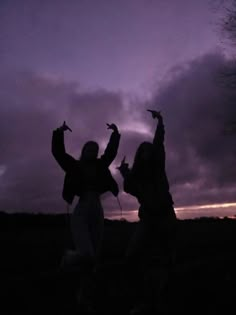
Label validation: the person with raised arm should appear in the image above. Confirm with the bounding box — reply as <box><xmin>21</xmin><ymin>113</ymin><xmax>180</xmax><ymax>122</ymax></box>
<box><xmin>52</xmin><ymin>120</ymin><xmax>120</xmax><ymax>312</ymax></box>
<box><xmin>117</xmin><ymin>110</ymin><xmax>177</xmax><ymax>314</ymax></box>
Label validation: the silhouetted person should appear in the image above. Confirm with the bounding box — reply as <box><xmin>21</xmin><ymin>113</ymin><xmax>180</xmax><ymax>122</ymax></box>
<box><xmin>117</xmin><ymin>110</ymin><xmax>177</xmax><ymax>314</ymax></box>
<box><xmin>51</xmin><ymin>121</ymin><xmax>120</xmax><ymax>312</ymax></box>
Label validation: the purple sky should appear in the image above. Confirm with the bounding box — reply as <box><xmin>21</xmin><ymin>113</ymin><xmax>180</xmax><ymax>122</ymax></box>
<box><xmin>1</xmin><ymin>0</ymin><xmax>227</xmax><ymax>95</ymax></box>
<box><xmin>1</xmin><ymin>0</ymin><xmax>236</xmax><ymax>219</ymax></box>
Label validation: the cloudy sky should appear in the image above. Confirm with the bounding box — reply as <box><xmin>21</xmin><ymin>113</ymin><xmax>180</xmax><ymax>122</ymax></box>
<box><xmin>1</xmin><ymin>0</ymin><xmax>236</xmax><ymax>219</ymax></box>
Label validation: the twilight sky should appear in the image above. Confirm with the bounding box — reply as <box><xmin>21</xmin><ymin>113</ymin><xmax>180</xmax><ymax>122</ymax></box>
<box><xmin>1</xmin><ymin>0</ymin><xmax>236</xmax><ymax>219</ymax></box>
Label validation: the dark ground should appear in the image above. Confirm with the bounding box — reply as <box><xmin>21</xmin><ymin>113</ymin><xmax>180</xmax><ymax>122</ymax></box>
<box><xmin>0</xmin><ymin>212</ymin><xmax>235</xmax><ymax>314</ymax></box>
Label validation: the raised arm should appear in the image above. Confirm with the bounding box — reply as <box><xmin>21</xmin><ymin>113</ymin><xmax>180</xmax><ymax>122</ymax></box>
<box><xmin>147</xmin><ymin>110</ymin><xmax>166</xmax><ymax>169</ymax></box>
<box><xmin>51</xmin><ymin>122</ymin><xmax>76</xmax><ymax>172</ymax></box>
<box><xmin>116</xmin><ymin>156</ymin><xmax>130</xmax><ymax>178</ymax></box>
<box><xmin>100</xmin><ymin>123</ymin><xmax>120</xmax><ymax>167</ymax></box>
<box><xmin>117</xmin><ymin>157</ymin><xmax>138</xmax><ymax>197</ymax></box>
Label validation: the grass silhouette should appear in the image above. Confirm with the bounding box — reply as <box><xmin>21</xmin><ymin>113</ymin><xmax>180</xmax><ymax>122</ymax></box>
<box><xmin>0</xmin><ymin>212</ymin><xmax>235</xmax><ymax>314</ymax></box>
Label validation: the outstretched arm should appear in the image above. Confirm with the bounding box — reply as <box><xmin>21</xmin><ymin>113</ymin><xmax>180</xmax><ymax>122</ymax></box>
<box><xmin>101</xmin><ymin>123</ymin><xmax>120</xmax><ymax>167</ymax></box>
<box><xmin>147</xmin><ymin>110</ymin><xmax>166</xmax><ymax>169</ymax></box>
<box><xmin>51</xmin><ymin>122</ymin><xmax>76</xmax><ymax>172</ymax></box>
<box><xmin>117</xmin><ymin>157</ymin><xmax>138</xmax><ymax>197</ymax></box>
<box><xmin>147</xmin><ymin>110</ymin><xmax>165</xmax><ymax>145</ymax></box>
<box><xmin>116</xmin><ymin>156</ymin><xmax>130</xmax><ymax>178</ymax></box>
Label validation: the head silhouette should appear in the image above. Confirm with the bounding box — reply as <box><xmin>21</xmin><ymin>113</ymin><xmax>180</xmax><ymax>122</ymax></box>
<box><xmin>135</xmin><ymin>142</ymin><xmax>153</xmax><ymax>163</ymax></box>
<box><xmin>80</xmin><ymin>141</ymin><xmax>99</xmax><ymax>161</ymax></box>
<box><xmin>132</xmin><ymin>141</ymin><xmax>154</xmax><ymax>174</ymax></box>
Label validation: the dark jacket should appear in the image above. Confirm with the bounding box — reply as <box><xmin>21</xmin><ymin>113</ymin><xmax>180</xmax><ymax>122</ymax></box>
<box><xmin>52</xmin><ymin>129</ymin><xmax>120</xmax><ymax>204</ymax></box>
<box><xmin>121</xmin><ymin>117</ymin><xmax>175</xmax><ymax>220</ymax></box>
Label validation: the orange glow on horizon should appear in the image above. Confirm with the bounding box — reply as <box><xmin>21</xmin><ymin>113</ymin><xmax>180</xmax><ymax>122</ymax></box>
<box><xmin>176</xmin><ymin>202</ymin><xmax>236</xmax><ymax>211</ymax></box>
<box><xmin>106</xmin><ymin>202</ymin><xmax>236</xmax><ymax>221</ymax></box>
<box><xmin>117</xmin><ymin>202</ymin><xmax>236</xmax><ymax>213</ymax></box>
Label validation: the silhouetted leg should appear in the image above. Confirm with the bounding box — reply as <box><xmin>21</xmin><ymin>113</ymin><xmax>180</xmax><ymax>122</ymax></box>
<box><xmin>69</xmin><ymin>198</ymin><xmax>95</xmax><ymax>311</ymax></box>
<box><xmin>143</xmin><ymin>216</ymin><xmax>178</xmax><ymax>312</ymax></box>
<box><xmin>71</xmin><ymin>200</ymin><xmax>95</xmax><ymax>258</ymax></box>
<box><xmin>126</xmin><ymin>220</ymin><xmax>149</xmax><ymax>259</ymax></box>
<box><xmin>125</xmin><ymin>221</ymin><xmax>151</xmax><ymax>313</ymax></box>
<box><xmin>71</xmin><ymin>193</ymin><xmax>104</xmax><ymax>312</ymax></box>
<box><xmin>83</xmin><ymin>194</ymin><xmax>104</xmax><ymax>309</ymax></box>
<box><xmin>88</xmin><ymin>196</ymin><xmax>104</xmax><ymax>265</ymax></box>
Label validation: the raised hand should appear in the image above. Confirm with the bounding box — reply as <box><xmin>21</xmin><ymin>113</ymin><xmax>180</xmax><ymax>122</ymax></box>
<box><xmin>116</xmin><ymin>156</ymin><xmax>129</xmax><ymax>173</ymax></box>
<box><xmin>147</xmin><ymin>109</ymin><xmax>162</xmax><ymax>119</ymax></box>
<box><xmin>106</xmin><ymin>123</ymin><xmax>118</xmax><ymax>133</ymax></box>
<box><xmin>59</xmin><ymin>121</ymin><xmax>72</xmax><ymax>132</ymax></box>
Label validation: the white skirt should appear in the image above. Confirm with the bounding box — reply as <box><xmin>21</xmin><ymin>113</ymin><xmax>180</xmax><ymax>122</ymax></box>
<box><xmin>70</xmin><ymin>192</ymin><xmax>104</xmax><ymax>261</ymax></box>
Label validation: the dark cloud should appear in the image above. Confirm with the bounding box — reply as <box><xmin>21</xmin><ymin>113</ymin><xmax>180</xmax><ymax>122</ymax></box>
<box><xmin>0</xmin><ymin>70</ymin><xmax>150</xmax><ymax>214</ymax></box>
<box><xmin>0</xmin><ymin>70</ymin><xmax>128</xmax><ymax>212</ymax></box>
<box><xmin>1</xmin><ymin>51</ymin><xmax>236</xmax><ymax>216</ymax></box>
<box><xmin>149</xmin><ymin>52</ymin><xmax>236</xmax><ymax>207</ymax></box>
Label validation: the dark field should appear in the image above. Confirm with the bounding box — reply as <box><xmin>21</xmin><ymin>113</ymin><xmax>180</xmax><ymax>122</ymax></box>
<box><xmin>0</xmin><ymin>212</ymin><xmax>235</xmax><ymax>314</ymax></box>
